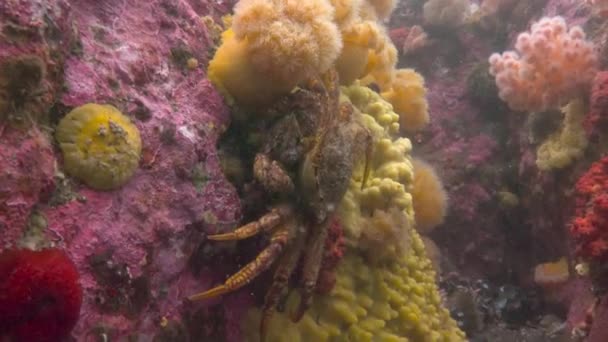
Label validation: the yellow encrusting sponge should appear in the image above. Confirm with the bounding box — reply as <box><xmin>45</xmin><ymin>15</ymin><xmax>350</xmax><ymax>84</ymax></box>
<box><xmin>55</xmin><ymin>103</ymin><xmax>142</xmax><ymax>191</ymax></box>
<box><xmin>536</xmin><ymin>98</ymin><xmax>588</xmax><ymax>171</ymax></box>
<box><xmin>339</xmin><ymin>84</ymin><xmax>414</xmax><ymax>249</ymax></box>
<box><xmin>244</xmin><ymin>240</ymin><xmax>465</xmax><ymax>341</ymax></box>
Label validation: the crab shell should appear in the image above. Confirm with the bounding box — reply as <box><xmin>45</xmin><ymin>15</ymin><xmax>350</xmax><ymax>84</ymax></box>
<box><xmin>299</xmin><ymin>105</ymin><xmax>361</xmax><ymax>224</ymax></box>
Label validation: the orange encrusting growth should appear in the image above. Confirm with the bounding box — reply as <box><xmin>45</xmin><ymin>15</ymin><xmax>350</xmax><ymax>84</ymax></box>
<box><xmin>534</xmin><ymin>257</ymin><xmax>570</xmax><ymax>286</ymax></box>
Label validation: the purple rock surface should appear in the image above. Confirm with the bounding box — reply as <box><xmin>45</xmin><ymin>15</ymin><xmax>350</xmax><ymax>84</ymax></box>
<box><xmin>1</xmin><ymin>0</ymin><xmax>251</xmax><ymax>339</ymax></box>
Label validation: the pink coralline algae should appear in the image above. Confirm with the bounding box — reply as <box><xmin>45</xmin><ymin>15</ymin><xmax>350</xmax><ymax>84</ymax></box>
<box><xmin>0</xmin><ymin>128</ymin><xmax>55</xmax><ymax>248</ymax></box>
<box><xmin>389</xmin><ymin>25</ymin><xmax>430</xmax><ymax>56</ymax></box>
<box><xmin>0</xmin><ymin>0</ymin><xmax>72</xmax><ymax>245</ymax></box>
<box><xmin>480</xmin><ymin>0</ymin><xmax>519</xmax><ymax>16</ymax></box>
<box><xmin>0</xmin><ymin>0</ymin><xmax>73</xmax><ymax>111</ymax></box>
<box><xmin>585</xmin><ymin>71</ymin><xmax>608</xmax><ymax>141</ymax></box>
<box><xmin>1</xmin><ymin>0</ymin><xmax>247</xmax><ymax>340</ymax></box>
<box><xmin>587</xmin><ymin>0</ymin><xmax>608</xmax><ymax>17</ymax></box>
<box><xmin>389</xmin><ymin>27</ymin><xmax>408</xmax><ymax>49</ymax></box>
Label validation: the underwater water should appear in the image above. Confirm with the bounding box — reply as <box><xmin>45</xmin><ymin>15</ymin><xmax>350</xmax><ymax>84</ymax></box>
<box><xmin>3</xmin><ymin>0</ymin><xmax>608</xmax><ymax>341</ymax></box>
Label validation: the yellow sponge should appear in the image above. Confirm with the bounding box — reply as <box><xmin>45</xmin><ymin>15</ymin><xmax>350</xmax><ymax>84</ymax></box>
<box><xmin>536</xmin><ymin>98</ymin><xmax>588</xmax><ymax>171</ymax></box>
<box><xmin>244</xmin><ymin>240</ymin><xmax>465</xmax><ymax>342</ymax></box>
<box><xmin>55</xmin><ymin>103</ymin><xmax>141</xmax><ymax>190</ymax></box>
<box><xmin>338</xmin><ymin>84</ymin><xmax>414</xmax><ymax>248</ymax></box>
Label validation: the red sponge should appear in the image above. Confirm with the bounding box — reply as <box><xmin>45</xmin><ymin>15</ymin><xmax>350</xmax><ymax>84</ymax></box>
<box><xmin>0</xmin><ymin>248</ymin><xmax>82</xmax><ymax>342</ymax></box>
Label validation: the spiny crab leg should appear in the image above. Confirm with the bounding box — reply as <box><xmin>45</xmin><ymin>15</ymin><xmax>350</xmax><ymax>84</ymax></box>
<box><xmin>292</xmin><ymin>219</ymin><xmax>330</xmax><ymax>322</ymax></box>
<box><xmin>260</xmin><ymin>221</ymin><xmax>305</xmax><ymax>339</ymax></box>
<box><xmin>207</xmin><ymin>205</ymin><xmax>292</xmax><ymax>241</ymax></box>
<box><xmin>189</xmin><ymin>221</ymin><xmax>296</xmax><ymax>302</ymax></box>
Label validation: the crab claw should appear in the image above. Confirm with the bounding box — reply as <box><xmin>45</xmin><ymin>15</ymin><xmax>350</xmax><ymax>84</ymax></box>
<box><xmin>291</xmin><ymin>304</ymin><xmax>308</xmax><ymax>323</ymax></box>
<box><xmin>290</xmin><ymin>287</ymin><xmax>315</xmax><ymax>323</ymax></box>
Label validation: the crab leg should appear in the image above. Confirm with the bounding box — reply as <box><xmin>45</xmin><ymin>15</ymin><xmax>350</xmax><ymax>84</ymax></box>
<box><xmin>253</xmin><ymin>154</ymin><xmax>295</xmax><ymax>195</ymax></box>
<box><xmin>291</xmin><ymin>219</ymin><xmax>329</xmax><ymax>322</ymax></box>
<box><xmin>189</xmin><ymin>221</ymin><xmax>296</xmax><ymax>302</ymax></box>
<box><xmin>207</xmin><ymin>205</ymin><xmax>292</xmax><ymax>241</ymax></box>
<box><xmin>260</xmin><ymin>221</ymin><xmax>305</xmax><ymax>339</ymax></box>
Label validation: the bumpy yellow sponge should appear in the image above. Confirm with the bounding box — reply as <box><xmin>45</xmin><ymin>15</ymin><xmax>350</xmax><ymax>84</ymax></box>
<box><xmin>381</xmin><ymin>69</ymin><xmax>429</xmax><ymax>133</ymax></box>
<box><xmin>55</xmin><ymin>103</ymin><xmax>141</xmax><ymax>191</ymax></box>
<box><xmin>339</xmin><ymin>83</ymin><xmax>414</xmax><ymax>248</ymax></box>
<box><xmin>244</xmin><ymin>240</ymin><xmax>464</xmax><ymax>341</ymax></box>
<box><xmin>241</xmin><ymin>84</ymin><xmax>465</xmax><ymax>341</ymax></box>
<box><xmin>536</xmin><ymin>98</ymin><xmax>588</xmax><ymax>170</ymax></box>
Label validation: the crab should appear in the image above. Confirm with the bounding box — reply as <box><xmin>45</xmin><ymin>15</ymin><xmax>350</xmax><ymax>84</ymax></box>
<box><xmin>188</xmin><ymin>69</ymin><xmax>373</xmax><ymax>337</ymax></box>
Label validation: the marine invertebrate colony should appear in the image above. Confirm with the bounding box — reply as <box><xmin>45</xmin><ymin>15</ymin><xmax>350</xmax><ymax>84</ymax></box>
<box><xmin>208</xmin><ymin>0</ymin><xmax>342</xmax><ymax>107</ymax></box>
<box><xmin>0</xmin><ymin>248</ymin><xmax>82</xmax><ymax>342</ymax></box>
<box><xmin>569</xmin><ymin>156</ymin><xmax>608</xmax><ymax>261</ymax></box>
<box><xmin>533</xmin><ymin>257</ymin><xmax>570</xmax><ymax>287</ymax></box>
<box><xmin>189</xmin><ymin>71</ymin><xmax>373</xmax><ymax>337</ymax></box>
<box><xmin>245</xmin><ymin>244</ymin><xmax>464</xmax><ymax>341</ymax></box>
<box><xmin>535</xmin><ymin>99</ymin><xmax>588</xmax><ymax>170</ymax></box>
<box><xmin>489</xmin><ymin>16</ymin><xmax>598</xmax><ymax>112</ymax></box>
<box><xmin>55</xmin><ymin>103</ymin><xmax>142</xmax><ymax>191</ymax></box>
<box><xmin>480</xmin><ymin>0</ymin><xmax>518</xmax><ymax>16</ymax></box>
<box><xmin>411</xmin><ymin>158</ymin><xmax>448</xmax><ymax>234</ymax></box>
<box><xmin>380</xmin><ymin>68</ymin><xmax>429</xmax><ymax>132</ymax></box>
<box><xmin>423</xmin><ymin>0</ymin><xmax>470</xmax><ymax>29</ymax></box>
<box><xmin>401</xmin><ymin>25</ymin><xmax>430</xmax><ymax>56</ymax></box>
<box><xmin>337</xmin><ymin>20</ymin><xmax>383</xmax><ymax>85</ymax></box>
